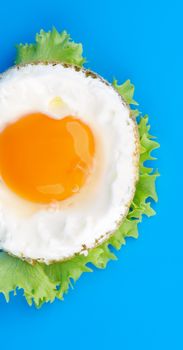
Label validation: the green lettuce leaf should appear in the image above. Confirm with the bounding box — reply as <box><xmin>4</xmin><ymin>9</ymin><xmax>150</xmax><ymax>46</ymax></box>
<box><xmin>113</xmin><ymin>79</ymin><xmax>138</xmax><ymax>106</ymax></box>
<box><xmin>15</xmin><ymin>27</ymin><xmax>85</xmax><ymax>67</ymax></box>
<box><xmin>0</xmin><ymin>28</ymin><xmax>159</xmax><ymax>307</ymax></box>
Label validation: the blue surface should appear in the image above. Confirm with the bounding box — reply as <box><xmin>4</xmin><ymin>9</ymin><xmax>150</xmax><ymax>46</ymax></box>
<box><xmin>0</xmin><ymin>1</ymin><xmax>182</xmax><ymax>349</ymax></box>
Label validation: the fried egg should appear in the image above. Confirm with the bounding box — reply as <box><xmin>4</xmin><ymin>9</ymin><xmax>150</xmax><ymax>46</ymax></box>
<box><xmin>0</xmin><ymin>63</ymin><xmax>139</xmax><ymax>263</ymax></box>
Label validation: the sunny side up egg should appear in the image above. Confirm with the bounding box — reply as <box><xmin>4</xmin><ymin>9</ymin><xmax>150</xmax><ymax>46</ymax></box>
<box><xmin>0</xmin><ymin>63</ymin><xmax>139</xmax><ymax>263</ymax></box>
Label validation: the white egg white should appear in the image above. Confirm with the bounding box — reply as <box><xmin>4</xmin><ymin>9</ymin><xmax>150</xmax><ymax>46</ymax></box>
<box><xmin>0</xmin><ymin>63</ymin><xmax>139</xmax><ymax>263</ymax></box>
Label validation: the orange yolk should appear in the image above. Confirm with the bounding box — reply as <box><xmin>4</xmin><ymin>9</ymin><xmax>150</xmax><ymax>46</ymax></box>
<box><xmin>0</xmin><ymin>113</ymin><xmax>95</xmax><ymax>204</ymax></box>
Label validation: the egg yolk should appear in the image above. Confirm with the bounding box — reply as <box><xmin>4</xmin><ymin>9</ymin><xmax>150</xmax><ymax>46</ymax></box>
<box><xmin>0</xmin><ymin>113</ymin><xmax>95</xmax><ymax>204</ymax></box>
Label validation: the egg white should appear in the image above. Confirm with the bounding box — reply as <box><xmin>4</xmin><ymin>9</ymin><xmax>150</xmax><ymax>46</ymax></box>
<box><xmin>0</xmin><ymin>63</ymin><xmax>139</xmax><ymax>263</ymax></box>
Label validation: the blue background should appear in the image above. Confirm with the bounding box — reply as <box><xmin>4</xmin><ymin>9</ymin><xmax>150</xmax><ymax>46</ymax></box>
<box><xmin>0</xmin><ymin>1</ymin><xmax>182</xmax><ymax>349</ymax></box>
